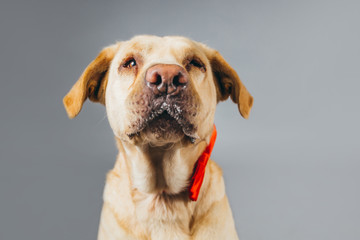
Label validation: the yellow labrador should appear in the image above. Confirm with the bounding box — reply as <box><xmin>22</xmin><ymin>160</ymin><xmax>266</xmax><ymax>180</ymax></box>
<box><xmin>63</xmin><ymin>35</ymin><xmax>253</xmax><ymax>240</ymax></box>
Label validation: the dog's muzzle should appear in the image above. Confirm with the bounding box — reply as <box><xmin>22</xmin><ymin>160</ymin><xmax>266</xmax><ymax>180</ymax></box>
<box><xmin>126</xmin><ymin>64</ymin><xmax>198</xmax><ymax>142</ymax></box>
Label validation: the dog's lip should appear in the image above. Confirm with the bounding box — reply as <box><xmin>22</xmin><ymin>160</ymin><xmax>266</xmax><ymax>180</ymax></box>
<box><xmin>127</xmin><ymin>102</ymin><xmax>199</xmax><ymax>143</ymax></box>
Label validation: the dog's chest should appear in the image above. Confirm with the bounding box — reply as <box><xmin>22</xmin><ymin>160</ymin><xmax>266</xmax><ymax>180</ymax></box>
<box><xmin>133</xmin><ymin>193</ymin><xmax>193</xmax><ymax>239</ymax></box>
<box><xmin>102</xmin><ymin>168</ymin><xmax>195</xmax><ymax>239</ymax></box>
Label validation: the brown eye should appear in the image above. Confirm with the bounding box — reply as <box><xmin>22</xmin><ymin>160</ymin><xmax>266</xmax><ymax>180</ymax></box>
<box><xmin>188</xmin><ymin>58</ymin><xmax>206</xmax><ymax>72</ymax></box>
<box><xmin>190</xmin><ymin>59</ymin><xmax>202</xmax><ymax>68</ymax></box>
<box><xmin>123</xmin><ymin>58</ymin><xmax>137</xmax><ymax>68</ymax></box>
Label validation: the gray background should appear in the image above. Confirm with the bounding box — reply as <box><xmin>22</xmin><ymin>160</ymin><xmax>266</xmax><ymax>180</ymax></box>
<box><xmin>1</xmin><ymin>0</ymin><xmax>359</xmax><ymax>239</ymax></box>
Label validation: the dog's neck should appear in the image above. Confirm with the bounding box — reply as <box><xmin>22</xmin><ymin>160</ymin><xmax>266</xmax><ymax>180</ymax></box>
<box><xmin>114</xmin><ymin>137</ymin><xmax>208</xmax><ymax>196</ymax></box>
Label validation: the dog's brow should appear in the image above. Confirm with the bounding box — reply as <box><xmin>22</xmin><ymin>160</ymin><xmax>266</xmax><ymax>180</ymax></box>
<box><xmin>129</xmin><ymin>42</ymin><xmax>144</xmax><ymax>51</ymax></box>
<box><xmin>127</xmin><ymin>41</ymin><xmax>157</xmax><ymax>55</ymax></box>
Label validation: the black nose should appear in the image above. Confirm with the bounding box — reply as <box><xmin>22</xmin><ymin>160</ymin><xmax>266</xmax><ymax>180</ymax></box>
<box><xmin>145</xmin><ymin>64</ymin><xmax>189</xmax><ymax>95</ymax></box>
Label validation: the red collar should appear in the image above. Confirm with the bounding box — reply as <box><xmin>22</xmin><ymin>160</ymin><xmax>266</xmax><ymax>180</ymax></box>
<box><xmin>189</xmin><ymin>125</ymin><xmax>217</xmax><ymax>201</ymax></box>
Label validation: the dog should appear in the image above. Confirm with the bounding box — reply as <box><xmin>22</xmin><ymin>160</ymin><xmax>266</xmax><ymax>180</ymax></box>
<box><xmin>63</xmin><ymin>35</ymin><xmax>253</xmax><ymax>240</ymax></box>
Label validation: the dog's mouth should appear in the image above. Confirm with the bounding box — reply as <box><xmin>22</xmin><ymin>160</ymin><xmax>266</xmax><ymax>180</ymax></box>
<box><xmin>127</xmin><ymin>101</ymin><xmax>198</xmax><ymax>143</ymax></box>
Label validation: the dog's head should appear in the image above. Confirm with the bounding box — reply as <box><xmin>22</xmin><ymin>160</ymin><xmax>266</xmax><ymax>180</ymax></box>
<box><xmin>63</xmin><ymin>35</ymin><xmax>253</xmax><ymax>145</ymax></box>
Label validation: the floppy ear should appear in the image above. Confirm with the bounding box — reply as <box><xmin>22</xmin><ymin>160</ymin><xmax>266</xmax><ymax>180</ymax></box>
<box><xmin>63</xmin><ymin>43</ymin><xmax>120</xmax><ymax>119</ymax></box>
<box><xmin>204</xmin><ymin>47</ymin><xmax>254</xmax><ymax>119</ymax></box>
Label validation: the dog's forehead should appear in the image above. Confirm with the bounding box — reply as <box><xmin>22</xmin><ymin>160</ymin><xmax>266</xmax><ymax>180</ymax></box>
<box><xmin>119</xmin><ymin>35</ymin><xmax>200</xmax><ymax>61</ymax></box>
<box><xmin>131</xmin><ymin>35</ymin><xmax>193</xmax><ymax>49</ymax></box>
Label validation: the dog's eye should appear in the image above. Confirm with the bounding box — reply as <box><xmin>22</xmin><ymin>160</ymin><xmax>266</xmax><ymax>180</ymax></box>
<box><xmin>123</xmin><ymin>58</ymin><xmax>137</xmax><ymax>68</ymax></box>
<box><xmin>188</xmin><ymin>59</ymin><xmax>206</xmax><ymax>72</ymax></box>
<box><xmin>190</xmin><ymin>59</ymin><xmax>202</xmax><ymax>68</ymax></box>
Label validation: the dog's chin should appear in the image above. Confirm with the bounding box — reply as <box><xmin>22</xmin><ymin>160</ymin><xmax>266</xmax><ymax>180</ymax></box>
<box><xmin>142</xmin><ymin>112</ymin><xmax>185</xmax><ymax>144</ymax></box>
<box><xmin>127</xmin><ymin>111</ymin><xmax>198</xmax><ymax>145</ymax></box>
<box><xmin>125</xmin><ymin>100</ymin><xmax>199</xmax><ymax>145</ymax></box>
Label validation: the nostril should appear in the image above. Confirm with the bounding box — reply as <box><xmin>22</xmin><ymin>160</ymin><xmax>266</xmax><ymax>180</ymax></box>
<box><xmin>154</xmin><ymin>74</ymin><xmax>162</xmax><ymax>86</ymax></box>
<box><xmin>173</xmin><ymin>75</ymin><xmax>180</xmax><ymax>87</ymax></box>
<box><xmin>173</xmin><ymin>72</ymin><xmax>188</xmax><ymax>87</ymax></box>
<box><xmin>146</xmin><ymin>70</ymin><xmax>163</xmax><ymax>86</ymax></box>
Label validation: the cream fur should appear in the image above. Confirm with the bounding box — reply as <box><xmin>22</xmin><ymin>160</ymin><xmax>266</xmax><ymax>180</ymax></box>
<box><xmin>63</xmin><ymin>35</ymin><xmax>253</xmax><ymax>240</ymax></box>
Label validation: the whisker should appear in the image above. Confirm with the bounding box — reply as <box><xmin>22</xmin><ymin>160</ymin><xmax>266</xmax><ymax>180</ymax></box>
<box><xmin>96</xmin><ymin>113</ymin><xmax>108</xmax><ymax>125</ymax></box>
